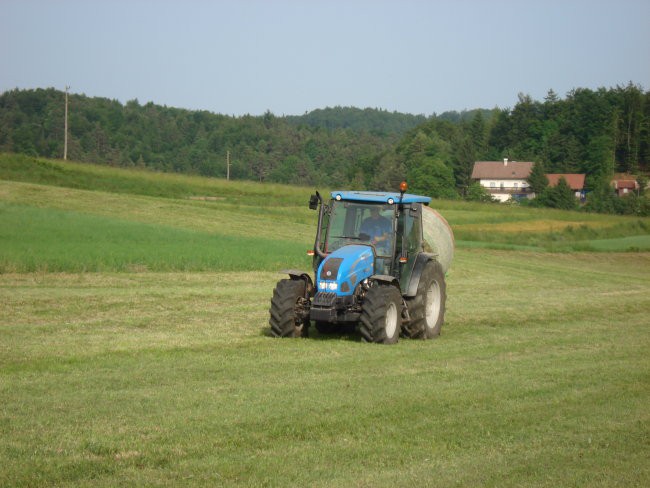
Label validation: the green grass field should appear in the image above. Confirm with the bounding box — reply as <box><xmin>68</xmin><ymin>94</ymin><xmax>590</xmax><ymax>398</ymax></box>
<box><xmin>1</xmin><ymin>154</ymin><xmax>649</xmax><ymax>486</ymax></box>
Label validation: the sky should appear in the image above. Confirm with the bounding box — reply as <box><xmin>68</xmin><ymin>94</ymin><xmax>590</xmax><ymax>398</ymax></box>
<box><xmin>1</xmin><ymin>0</ymin><xmax>649</xmax><ymax>116</ymax></box>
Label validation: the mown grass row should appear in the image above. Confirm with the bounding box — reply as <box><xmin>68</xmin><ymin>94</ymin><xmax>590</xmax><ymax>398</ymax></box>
<box><xmin>1</xmin><ymin>252</ymin><xmax>648</xmax><ymax>486</ymax></box>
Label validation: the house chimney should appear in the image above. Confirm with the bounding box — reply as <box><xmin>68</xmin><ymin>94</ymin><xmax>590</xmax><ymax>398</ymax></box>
<box><xmin>503</xmin><ymin>158</ymin><xmax>508</xmax><ymax>166</ymax></box>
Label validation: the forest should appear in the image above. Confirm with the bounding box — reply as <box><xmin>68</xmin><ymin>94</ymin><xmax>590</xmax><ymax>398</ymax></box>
<box><xmin>1</xmin><ymin>84</ymin><xmax>648</xmax><ymax>213</ymax></box>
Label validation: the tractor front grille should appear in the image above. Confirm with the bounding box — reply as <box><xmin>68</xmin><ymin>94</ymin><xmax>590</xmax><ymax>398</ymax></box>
<box><xmin>313</xmin><ymin>291</ymin><xmax>337</xmax><ymax>307</ymax></box>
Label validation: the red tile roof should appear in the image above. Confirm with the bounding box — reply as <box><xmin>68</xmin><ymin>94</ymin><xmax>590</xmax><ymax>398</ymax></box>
<box><xmin>613</xmin><ymin>179</ymin><xmax>638</xmax><ymax>190</ymax></box>
<box><xmin>546</xmin><ymin>174</ymin><xmax>585</xmax><ymax>190</ymax></box>
<box><xmin>612</xmin><ymin>174</ymin><xmax>640</xmax><ymax>189</ymax></box>
<box><xmin>471</xmin><ymin>161</ymin><xmax>534</xmax><ymax>180</ymax></box>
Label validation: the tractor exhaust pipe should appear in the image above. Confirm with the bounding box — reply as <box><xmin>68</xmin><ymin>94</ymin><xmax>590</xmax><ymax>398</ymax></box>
<box><xmin>309</xmin><ymin>191</ymin><xmax>328</xmax><ymax>259</ymax></box>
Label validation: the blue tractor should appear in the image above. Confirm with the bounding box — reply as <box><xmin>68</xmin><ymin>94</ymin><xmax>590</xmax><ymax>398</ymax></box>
<box><xmin>269</xmin><ymin>183</ymin><xmax>447</xmax><ymax>344</ymax></box>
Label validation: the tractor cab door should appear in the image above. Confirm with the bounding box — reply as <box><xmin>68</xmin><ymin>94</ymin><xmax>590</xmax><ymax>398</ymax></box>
<box><xmin>397</xmin><ymin>203</ymin><xmax>424</xmax><ymax>290</ymax></box>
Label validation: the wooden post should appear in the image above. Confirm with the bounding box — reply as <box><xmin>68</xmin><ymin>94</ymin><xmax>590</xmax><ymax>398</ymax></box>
<box><xmin>64</xmin><ymin>86</ymin><xmax>70</xmax><ymax>160</ymax></box>
<box><xmin>227</xmin><ymin>150</ymin><xmax>230</xmax><ymax>181</ymax></box>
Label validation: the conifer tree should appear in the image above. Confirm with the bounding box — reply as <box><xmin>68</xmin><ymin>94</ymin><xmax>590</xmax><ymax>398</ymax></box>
<box><xmin>548</xmin><ymin>177</ymin><xmax>576</xmax><ymax>210</ymax></box>
<box><xmin>527</xmin><ymin>161</ymin><xmax>548</xmax><ymax>195</ymax></box>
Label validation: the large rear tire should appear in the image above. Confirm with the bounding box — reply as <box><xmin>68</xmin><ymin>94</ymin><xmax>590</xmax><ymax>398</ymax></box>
<box><xmin>359</xmin><ymin>285</ymin><xmax>402</xmax><ymax>344</ymax></box>
<box><xmin>269</xmin><ymin>279</ymin><xmax>309</xmax><ymax>338</ymax></box>
<box><xmin>403</xmin><ymin>260</ymin><xmax>446</xmax><ymax>339</ymax></box>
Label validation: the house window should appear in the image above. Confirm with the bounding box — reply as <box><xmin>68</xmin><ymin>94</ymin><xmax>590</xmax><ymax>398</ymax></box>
<box><xmin>490</xmin><ymin>182</ymin><xmax>495</xmax><ymax>188</ymax></box>
<box><xmin>514</xmin><ymin>182</ymin><xmax>518</xmax><ymax>188</ymax></box>
<box><xmin>500</xmin><ymin>183</ymin><xmax>504</xmax><ymax>190</ymax></box>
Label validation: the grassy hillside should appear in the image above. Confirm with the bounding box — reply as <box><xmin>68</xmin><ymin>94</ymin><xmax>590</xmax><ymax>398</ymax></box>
<box><xmin>0</xmin><ymin>153</ymin><xmax>313</xmax><ymax>206</ymax></box>
<box><xmin>0</xmin><ymin>154</ymin><xmax>318</xmax><ymax>273</ymax></box>
<box><xmin>1</xmin><ymin>153</ymin><xmax>649</xmax><ymax>486</ymax></box>
<box><xmin>1</xmin><ymin>153</ymin><xmax>649</xmax><ymax>275</ymax></box>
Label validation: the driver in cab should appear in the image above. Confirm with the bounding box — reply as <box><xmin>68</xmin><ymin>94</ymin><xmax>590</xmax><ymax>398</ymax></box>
<box><xmin>360</xmin><ymin>207</ymin><xmax>391</xmax><ymax>251</ymax></box>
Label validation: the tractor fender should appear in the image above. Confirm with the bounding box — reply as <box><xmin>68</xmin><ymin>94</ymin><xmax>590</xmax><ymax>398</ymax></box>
<box><xmin>369</xmin><ymin>274</ymin><xmax>401</xmax><ymax>290</ymax></box>
<box><xmin>281</xmin><ymin>269</ymin><xmax>314</xmax><ymax>296</ymax></box>
<box><xmin>404</xmin><ymin>253</ymin><xmax>436</xmax><ymax>298</ymax></box>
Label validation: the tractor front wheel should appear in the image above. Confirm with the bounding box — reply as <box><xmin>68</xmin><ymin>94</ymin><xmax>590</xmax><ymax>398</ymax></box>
<box><xmin>269</xmin><ymin>279</ymin><xmax>309</xmax><ymax>338</ymax></box>
<box><xmin>359</xmin><ymin>284</ymin><xmax>402</xmax><ymax>344</ymax></box>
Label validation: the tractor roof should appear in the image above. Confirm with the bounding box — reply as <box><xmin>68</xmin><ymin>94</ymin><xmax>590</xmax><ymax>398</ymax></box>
<box><xmin>330</xmin><ymin>191</ymin><xmax>431</xmax><ymax>205</ymax></box>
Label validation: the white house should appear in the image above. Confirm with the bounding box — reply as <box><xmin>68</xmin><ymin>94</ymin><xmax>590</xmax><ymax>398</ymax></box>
<box><xmin>471</xmin><ymin>159</ymin><xmax>534</xmax><ymax>202</ymax></box>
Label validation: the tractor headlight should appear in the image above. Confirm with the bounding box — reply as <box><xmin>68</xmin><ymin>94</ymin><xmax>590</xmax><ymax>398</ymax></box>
<box><xmin>319</xmin><ymin>281</ymin><xmax>338</xmax><ymax>291</ymax></box>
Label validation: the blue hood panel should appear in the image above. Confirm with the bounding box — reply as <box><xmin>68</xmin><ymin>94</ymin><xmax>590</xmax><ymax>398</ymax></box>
<box><xmin>317</xmin><ymin>245</ymin><xmax>374</xmax><ymax>296</ymax></box>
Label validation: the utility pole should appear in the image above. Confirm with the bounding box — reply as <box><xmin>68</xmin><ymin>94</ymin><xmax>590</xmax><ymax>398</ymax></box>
<box><xmin>226</xmin><ymin>150</ymin><xmax>230</xmax><ymax>181</ymax></box>
<box><xmin>63</xmin><ymin>85</ymin><xmax>70</xmax><ymax>160</ymax></box>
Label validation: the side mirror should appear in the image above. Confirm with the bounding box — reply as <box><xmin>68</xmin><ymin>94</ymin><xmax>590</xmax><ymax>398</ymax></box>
<box><xmin>309</xmin><ymin>194</ymin><xmax>319</xmax><ymax>210</ymax></box>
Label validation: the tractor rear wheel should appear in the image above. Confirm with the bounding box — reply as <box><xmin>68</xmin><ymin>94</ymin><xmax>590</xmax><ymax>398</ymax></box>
<box><xmin>359</xmin><ymin>284</ymin><xmax>402</xmax><ymax>344</ymax></box>
<box><xmin>269</xmin><ymin>279</ymin><xmax>309</xmax><ymax>338</ymax></box>
<box><xmin>403</xmin><ymin>260</ymin><xmax>446</xmax><ymax>339</ymax></box>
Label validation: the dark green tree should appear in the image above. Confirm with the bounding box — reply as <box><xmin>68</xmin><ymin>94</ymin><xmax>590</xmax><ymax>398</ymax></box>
<box><xmin>510</xmin><ymin>93</ymin><xmax>543</xmax><ymax>158</ymax></box>
<box><xmin>370</xmin><ymin>152</ymin><xmax>407</xmax><ymax>191</ymax></box>
<box><xmin>614</xmin><ymin>82</ymin><xmax>644</xmax><ymax>173</ymax></box>
<box><xmin>465</xmin><ymin>181</ymin><xmax>494</xmax><ymax>202</ymax></box>
<box><xmin>527</xmin><ymin>161</ymin><xmax>549</xmax><ymax>195</ymax></box>
<box><xmin>400</xmin><ymin>130</ymin><xmax>457</xmax><ymax>199</ymax></box>
<box><xmin>585</xmin><ymin>134</ymin><xmax>615</xmax><ymax>179</ymax></box>
<box><xmin>408</xmin><ymin>157</ymin><xmax>457</xmax><ymax>199</ymax></box>
<box><xmin>539</xmin><ymin>177</ymin><xmax>576</xmax><ymax>210</ymax></box>
<box><xmin>584</xmin><ymin>177</ymin><xmax>619</xmax><ymax>214</ymax></box>
<box><xmin>487</xmin><ymin>108</ymin><xmax>512</xmax><ymax>156</ymax></box>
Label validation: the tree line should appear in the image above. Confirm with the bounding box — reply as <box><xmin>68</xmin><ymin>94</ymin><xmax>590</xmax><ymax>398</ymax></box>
<box><xmin>1</xmin><ymin>84</ymin><xmax>648</xmax><ymax>213</ymax></box>
<box><xmin>0</xmin><ymin>89</ymin><xmax>413</xmax><ymax>187</ymax></box>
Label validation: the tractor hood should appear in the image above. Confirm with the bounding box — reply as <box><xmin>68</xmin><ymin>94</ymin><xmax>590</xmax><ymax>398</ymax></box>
<box><xmin>316</xmin><ymin>245</ymin><xmax>374</xmax><ymax>296</ymax></box>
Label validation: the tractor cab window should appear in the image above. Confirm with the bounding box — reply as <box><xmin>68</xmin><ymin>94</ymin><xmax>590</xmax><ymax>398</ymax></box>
<box><xmin>325</xmin><ymin>201</ymin><xmax>395</xmax><ymax>257</ymax></box>
<box><xmin>402</xmin><ymin>205</ymin><xmax>422</xmax><ymax>254</ymax></box>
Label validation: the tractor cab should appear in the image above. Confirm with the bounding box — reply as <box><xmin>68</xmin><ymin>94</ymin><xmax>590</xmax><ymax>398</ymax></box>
<box><xmin>312</xmin><ymin>190</ymin><xmax>431</xmax><ymax>289</ymax></box>
<box><xmin>323</xmin><ymin>201</ymin><xmax>395</xmax><ymax>271</ymax></box>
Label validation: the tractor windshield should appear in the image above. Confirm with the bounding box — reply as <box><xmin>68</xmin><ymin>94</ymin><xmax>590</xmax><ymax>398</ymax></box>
<box><xmin>324</xmin><ymin>201</ymin><xmax>396</xmax><ymax>258</ymax></box>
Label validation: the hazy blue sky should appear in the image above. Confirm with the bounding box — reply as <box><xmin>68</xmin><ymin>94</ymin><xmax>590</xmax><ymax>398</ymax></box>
<box><xmin>2</xmin><ymin>0</ymin><xmax>648</xmax><ymax>116</ymax></box>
